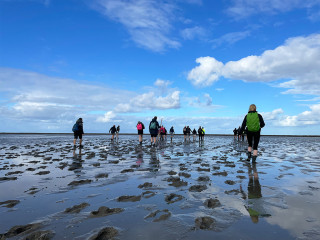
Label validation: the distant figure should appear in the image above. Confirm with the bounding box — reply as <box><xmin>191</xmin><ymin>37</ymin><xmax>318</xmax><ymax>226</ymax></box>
<box><xmin>109</xmin><ymin>125</ymin><xmax>117</xmax><ymax>141</ymax></box>
<box><xmin>170</xmin><ymin>126</ymin><xmax>175</xmax><ymax>141</ymax></box>
<box><xmin>136</xmin><ymin>121</ymin><xmax>145</xmax><ymax>144</ymax></box>
<box><xmin>116</xmin><ymin>125</ymin><xmax>120</xmax><ymax>140</ymax></box>
<box><xmin>160</xmin><ymin>125</ymin><xmax>165</xmax><ymax>141</ymax></box>
<box><xmin>240</xmin><ymin>104</ymin><xmax>265</xmax><ymax>162</ymax></box>
<box><xmin>72</xmin><ymin>118</ymin><xmax>84</xmax><ymax>149</ymax></box>
<box><xmin>149</xmin><ymin>116</ymin><xmax>160</xmax><ymax>146</ymax></box>
<box><xmin>183</xmin><ymin>126</ymin><xmax>187</xmax><ymax>141</ymax></box>
<box><xmin>201</xmin><ymin>127</ymin><xmax>205</xmax><ymax>141</ymax></box>
<box><xmin>192</xmin><ymin>128</ymin><xmax>197</xmax><ymax>141</ymax></box>
<box><xmin>237</xmin><ymin>126</ymin><xmax>242</xmax><ymax>141</ymax></box>
<box><xmin>233</xmin><ymin>128</ymin><xmax>238</xmax><ymax>139</ymax></box>
<box><xmin>186</xmin><ymin>126</ymin><xmax>191</xmax><ymax>142</ymax></box>
<box><xmin>198</xmin><ymin>126</ymin><xmax>203</xmax><ymax>141</ymax></box>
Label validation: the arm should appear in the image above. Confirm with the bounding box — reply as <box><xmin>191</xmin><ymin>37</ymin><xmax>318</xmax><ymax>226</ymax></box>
<box><xmin>259</xmin><ymin>114</ymin><xmax>265</xmax><ymax>128</ymax></box>
<box><xmin>239</xmin><ymin>115</ymin><xmax>247</xmax><ymax>133</ymax></box>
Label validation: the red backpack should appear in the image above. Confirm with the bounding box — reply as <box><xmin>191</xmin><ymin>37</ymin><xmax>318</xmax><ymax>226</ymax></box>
<box><xmin>137</xmin><ymin>123</ymin><xmax>143</xmax><ymax>130</ymax></box>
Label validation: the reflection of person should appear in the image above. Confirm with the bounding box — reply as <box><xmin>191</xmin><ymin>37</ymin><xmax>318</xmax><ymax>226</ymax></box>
<box><xmin>240</xmin><ymin>163</ymin><xmax>270</xmax><ymax>223</ymax></box>
<box><xmin>71</xmin><ymin>147</ymin><xmax>83</xmax><ymax>172</ymax></box>
<box><xmin>109</xmin><ymin>125</ymin><xmax>117</xmax><ymax>141</ymax></box>
<box><xmin>73</xmin><ymin>118</ymin><xmax>84</xmax><ymax>149</ymax></box>
<box><xmin>240</xmin><ymin>104</ymin><xmax>265</xmax><ymax>162</ymax></box>
<box><xmin>192</xmin><ymin>128</ymin><xmax>197</xmax><ymax>141</ymax></box>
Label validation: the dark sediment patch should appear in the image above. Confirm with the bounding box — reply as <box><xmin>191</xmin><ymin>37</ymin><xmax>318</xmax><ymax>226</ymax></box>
<box><xmin>89</xmin><ymin>227</ymin><xmax>118</xmax><ymax>240</ymax></box>
<box><xmin>121</xmin><ymin>169</ymin><xmax>134</xmax><ymax>173</ymax></box>
<box><xmin>195</xmin><ymin>216</ymin><xmax>216</xmax><ymax>230</ymax></box>
<box><xmin>236</xmin><ymin>175</ymin><xmax>246</xmax><ymax>179</ymax></box>
<box><xmin>0</xmin><ymin>200</ymin><xmax>20</xmax><ymax>208</ymax></box>
<box><xmin>145</xmin><ymin>209</ymin><xmax>171</xmax><ymax>222</ymax></box>
<box><xmin>212</xmin><ymin>171</ymin><xmax>228</xmax><ymax>176</ymax></box>
<box><xmin>95</xmin><ymin>173</ymin><xmax>108</xmax><ymax>179</ymax></box>
<box><xmin>142</xmin><ymin>191</ymin><xmax>156</xmax><ymax>199</ymax></box>
<box><xmin>90</xmin><ymin>206</ymin><xmax>124</xmax><ymax>217</ymax></box>
<box><xmin>166</xmin><ymin>176</ymin><xmax>188</xmax><ymax>187</ymax></box>
<box><xmin>197</xmin><ymin>167</ymin><xmax>210</xmax><ymax>172</ymax></box>
<box><xmin>117</xmin><ymin>195</ymin><xmax>141</xmax><ymax>202</ymax></box>
<box><xmin>26</xmin><ymin>168</ymin><xmax>36</xmax><ymax>171</ymax></box>
<box><xmin>64</xmin><ymin>202</ymin><xmax>90</xmax><ymax>213</ymax></box>
<box><xmin>224</xmin><ymin>189</ymin><xmax>241</xmax><ymax>195</ymax></box>
<box><xmin>197</xmin><ymin>176</ymin><xmax>210</xmax><ymax>182</ymax></box>
<box><xmin>225</xmin><ymin>180</ymin><xmax>236</xmax><ymax>185</ymax></box>
<box><xmin>1</xmin><ymin>223</ymin><xmax>42</xmax><ymax>238</ymax></box>
<box><xmin>68</xmin><ymin>179</ymin><xmax>92</xmax><ymax>186</ymax></box>
<box><xmin>35</xmin><ymin>171</ymin><xmax>50</xmax><ymax>175</ymax></box>
<box><xmin>189</xmin><ymin>185</ymin><xmax>207</xmax><ymax>192</ymax></box>
<box><xmin>179</xmin><ymin>172</ymin><xmax>191</xmax><ymax>178</ymax></box>
<box><xmin>204</xmin><ymin>198</ymin><xmax>221</xmax><ymax>209</ymax></box>
<box><xmin>165</xmin><ymin>193</ymin><xmax>184</xmax><ymax>204</ymax></box>
<box><xmin>138</xmin><ymin>182</ymin><xmax>153</xmax><ymax>189</ymax></box>
<box><xmin>0</xmin><ymin>176</ymin><xmax>17</xmax><ymax>181</ymax></box>
<box><xmin>23</xmin><ymin>230</ymin><xmax>55</xmax><ymax>240</ymax></box>
<box><xmin>168</xmin><ymin>170</ymin><xmax>177</xmax><ymax>175</ymax></box>
<box><xmin>5</xmin><ymin>171</ymin><xmax>24</xmax><ymax>176</ymax></box>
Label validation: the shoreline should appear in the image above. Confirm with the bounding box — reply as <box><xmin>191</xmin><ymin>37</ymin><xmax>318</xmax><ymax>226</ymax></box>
<box><xmin>0</xmin><ymin>132</ymin><xmax>319</xmax><ymax>137</ymax></box>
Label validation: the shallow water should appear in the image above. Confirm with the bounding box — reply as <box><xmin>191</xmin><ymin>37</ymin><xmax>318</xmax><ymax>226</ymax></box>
<box><xmin>0</xmin><ymin>134</ymin><xmax>320</xmax><ymax>239</ymax></box>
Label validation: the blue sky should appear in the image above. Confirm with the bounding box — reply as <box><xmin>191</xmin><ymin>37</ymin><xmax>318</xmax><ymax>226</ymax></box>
<box><xmin>1</xmin><ymin>0</ymin><xmax>320</xmax><ymax>135</ymax></box>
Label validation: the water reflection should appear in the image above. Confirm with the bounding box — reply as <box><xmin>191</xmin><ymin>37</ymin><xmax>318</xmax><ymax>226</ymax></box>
<box><xmin>240</xmin><ymin>163</ymin><xmax>271</xmax><ymax>223</ymax></box>
<box><xmin>149</xmin><ymin>149</ymin><xmax>160</xmax><ymax>172</ymax></box>
<box><xmin>70</xmin><ymin>148</ymin><xmax>83</xmax><ymax>172</ymax></box>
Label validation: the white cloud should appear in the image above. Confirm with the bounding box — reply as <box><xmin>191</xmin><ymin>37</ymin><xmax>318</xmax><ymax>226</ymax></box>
<box><xmin>188</xmin><ymin>56</ymin><xmax>224</xmax><ymax>87</ymax></box>
<box><xmin>92</xmin><ymin>0</ymin><xmax>180</xmax><ymax>52</ymax></box>
<box><xmin>181</xmin><ymin>26</ymin><xmax>207</xmax><ymax>40</ymax></box>
<box><xmin>115</xmin><ymin>90</ymin><xmax>180</xmax><ymax>113</ymax></box>
<box><xmin>261</xmin><ymin>104</ymin><xmax>320</xmax><ymax>127</ymax></box>
<box><xmin>188</xmin><ymin>34</ymin><xmax>320</xmax><ymax>96</ymax></box>
<box><xmin>203</xmin><ymin>93</ymin><xmax>212</xmax><ymax>106</ymax></box>
<box><xmin>227</xmin><ymin>0</ymin><xmax>320</xmax><ymax>19</ymax></box>
<box><xmin>97</xmin><ymin>111</ymin><xmax>117</xmax><ymax>123</ymax></box>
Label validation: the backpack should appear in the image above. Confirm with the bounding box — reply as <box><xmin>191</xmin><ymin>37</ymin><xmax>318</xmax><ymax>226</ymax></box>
<box><xmin>137</xmin><ymin>123</ymin><xmax>143</xmax><ymax>130</ymax></box>
<box><xmin>246</xmin><ymin>112</ymin><xmax>260</xmax><ymax>132</ymax></box>
<box><xmin>150</xmin><ymin>121</ymin><xmax>157</xmax><ymax>130</ymax></box>
<box><xmin>72</xmin><ymin>123</ymin><xmax>79</xmax><ymax>132</ymax></box>
<box><xmin>160</xmin><ymin>127</ymin><xmax>165</xmax><ymax>133</ymax></box>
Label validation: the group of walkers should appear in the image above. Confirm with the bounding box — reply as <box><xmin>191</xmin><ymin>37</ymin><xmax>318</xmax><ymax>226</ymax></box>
<box><xmin>72</xmin><ymin>104</ymin><xmax>265</xmax><ymax>162</ymax></box>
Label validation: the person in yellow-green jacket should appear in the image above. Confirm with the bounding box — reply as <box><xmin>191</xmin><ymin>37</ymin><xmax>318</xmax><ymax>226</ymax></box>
<box><xmin>240</xmin><ymin>104</ymin><xmax>265</xmax><ymax>162</ymax></box>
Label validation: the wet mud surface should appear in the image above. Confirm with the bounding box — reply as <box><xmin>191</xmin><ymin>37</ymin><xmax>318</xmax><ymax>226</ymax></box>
<box><xmin>0</xmin><ymin>134</ymin><xmax>320</xmax><ymax>239</ymax></box>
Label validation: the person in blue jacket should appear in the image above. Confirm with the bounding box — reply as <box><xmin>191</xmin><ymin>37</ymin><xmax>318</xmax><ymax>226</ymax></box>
<box><xmin>149</xmin><ymin>116</ymin><xmax>160</xmax><ymax>146</ymax></box>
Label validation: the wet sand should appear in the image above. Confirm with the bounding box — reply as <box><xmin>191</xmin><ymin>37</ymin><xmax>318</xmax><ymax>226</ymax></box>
<box><xmin>0</xmin><ymin>134</ymin><xmax>320</xmax><ymax>239</ymax></box>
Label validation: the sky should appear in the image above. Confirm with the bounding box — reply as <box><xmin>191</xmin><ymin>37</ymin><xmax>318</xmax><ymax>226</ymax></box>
<box><xmin>0</xmin><ymin>0</ymin><xmax>320</xmax><ymax>135</ymax></box>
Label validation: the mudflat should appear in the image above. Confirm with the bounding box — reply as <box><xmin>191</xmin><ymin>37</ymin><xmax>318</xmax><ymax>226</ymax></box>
<box><xmin>0</xmin><ymin>134</ymin><xmax>320</xmax><ymax>239</ymax></box>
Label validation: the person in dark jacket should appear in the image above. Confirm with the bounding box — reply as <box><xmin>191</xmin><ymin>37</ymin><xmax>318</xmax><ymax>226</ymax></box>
<box><xmin>73</xmin><ymin>118</ymin><xmax>84</xmax><ymax>149</ymax></box>
<box><xmin>109</xmin><ymin>125</ymin><xmax>117</xmax><ymax>141</ymax></box>
<box><xmin>149</xmin><ymin>116</ymin><xmax>160</xmax><ymax>146</ymax></box>
<box><xmin>240</xmin><ymin>104</ymin><xmax>265</xmax><ymax>162</ymax></box>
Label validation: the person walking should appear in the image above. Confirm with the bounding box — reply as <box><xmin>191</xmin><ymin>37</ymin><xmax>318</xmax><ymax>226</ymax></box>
<box><xmin>198</xmin><ymin>126</ymin><xmax>203</xmax><ymax>141</ymax></box>
<box><xmin>136</xmin><ymin>121</ymin><xmax>145</xmax><ymax>144</ymax></box>
<box><xmin>109</xmin><ymin>125</ymin><xmax>117</xmax><ymax>141</ymax></box>
<box><xmin>192</xmin><ymin>128</ymin><xmax>197</xmax><ymax>141</ymax></box>
<box><xmin>240</xmin><ymin>104</ymin><xmax>265</xmax><ymax>162</ymax></box>
<box><xmin>149</xmin><ymin>116</ymin><xmax>160</xmax><ymax>146</ymax></box>
<box><xmin>169</xmin><ymin>126</ymin><xmax>175</xmax><ymax>141</ymax></box>
<box><xmin>72</xmin><ymin>118</ymin><xmax>84</xmax><ymax>149</ymax></box>
<box><xmin>233</xmin><ymin>128</ymin><xmax>238</xmax><ymax>140</ymax></box>
<box><xmin>116</xmin><ymin>125</ymin><xmax>120</xmax><ymax>140</ymax></box>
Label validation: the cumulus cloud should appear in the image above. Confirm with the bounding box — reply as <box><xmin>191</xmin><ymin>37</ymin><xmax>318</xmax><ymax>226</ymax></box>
<box><xmin>115</xmin><ymin>90</ymin><xmax>180</xmax><ymax>113</ymax></box>
<box><xmin>92</xmin><ymin>0</ymin><xmax>180</xmax><ymax>52</ymax></box>
<box><xmin>97</xmin><ymin>111</ymin><xmax>117</xmax><ymax>123</ymax></box>
<box><xmin>227</xmin><ymin>0</ymin><xmax>320</xmax><ymax>19</ymax></box>
<box><xmin>260</xmin><ymin>104</ymin><xmax>320</xmax><ymax>127</ymax></box>
<box><xmin>188</xmin><ymin>34</ymin><xmax>320</xmax><ymax>96</ymax></box>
